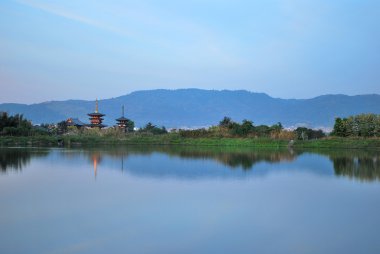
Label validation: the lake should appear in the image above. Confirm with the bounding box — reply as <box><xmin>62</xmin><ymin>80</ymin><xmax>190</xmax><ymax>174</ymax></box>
<box><xmin>1</xmin><ymin>146</ymin><xmax>380</xmax><ymax>254</ymax></box>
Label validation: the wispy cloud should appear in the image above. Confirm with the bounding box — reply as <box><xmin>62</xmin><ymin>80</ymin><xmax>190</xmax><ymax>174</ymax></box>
<box><xmin>15</xmin><ymin>0</ymin><xmax>133</xmax><ymax>37</ymax></box>
<box><xmin>14</xmin><ymin>0</ymin><xmax>243</xmax><ymax>67</ymax></box>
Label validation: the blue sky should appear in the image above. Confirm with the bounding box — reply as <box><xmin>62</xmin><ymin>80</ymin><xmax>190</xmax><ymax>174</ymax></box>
<box><xmin>0</xmin><ymin>0</ymin><xmax>379</xmax><ymax>103</ymax></box>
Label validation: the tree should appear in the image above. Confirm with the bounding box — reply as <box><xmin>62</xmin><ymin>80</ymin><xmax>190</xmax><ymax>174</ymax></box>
<box><xmin>295</xmin><ymin>127</ymin><xmax>309</xmax><ymax>140</ymax></box>
<box><xmin>57</xmin><ymin>121</ymin><xmax>68</xmax><ymax>135</ymax></box>
<box><xmin>332</xmin><ymin>117</ymin><xmax>347</xmax><ymax>137</ymax></box>
<box><xmin>332</xmin><ymin>114</ymin><xmax>380</xmax><ymax>137</ymax></box>
<box><xmin>254</xmin><ymin>125</ymin><xmax>271</xmax><ymax>137</ymax></box>
<box><xmin>123</xmin><ymin>119</ymin><xmax>135</xmax><ymax>132</ymax></box>
<box><xmin>140</xmin><ymin>122</ymin><xmax>168</xmax><ymax>135</ymax></box>
<box><xmin>143</xmin><ymin>122</ymin><xmax>155</xmax><ymax>132</ymax></box>
<box><xmin>270</xmin><ymin>122</ymin><xmax>283</xmax><ymax>137</ymax></box>
<box><xmin>294</xmin><ymin>127</ymin><xmax>325</xmax><ymax>140</ymax></box>
<box><xmin>0</xmin><ymin>112</ymin><xmax>34</xmax><ymax>136</ymax></box>
<box><xmin>240</xmin><ymin>119</ymin><xmax>254</xmax><ymax>135</ymax></box>
<box><xmin>219</xmin><ymin>117</ymin><xmax>234</xmax><ymax>128</ymax></box>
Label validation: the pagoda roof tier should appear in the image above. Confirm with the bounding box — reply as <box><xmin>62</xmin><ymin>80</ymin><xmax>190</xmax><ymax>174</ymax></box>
<box><xmin>116</xmin><ymin>117</ymin><xmax>129</xmax><ymax>121</ymax></box>
<box><xmin>88</xmin><ymin>112</ymin><xmax>105</xmax><ymax>117</ymax></box>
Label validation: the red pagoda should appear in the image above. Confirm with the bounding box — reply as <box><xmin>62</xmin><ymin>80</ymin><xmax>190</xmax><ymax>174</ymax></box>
<box><xmin>116</xmin><ymin>105</ymin><xmax>128</xmax><ymax>131</ymax></box>
<box><xmin>88</xmin><ymin>99</ymin><xmax>106</xmax><ymax>128</ymax></box>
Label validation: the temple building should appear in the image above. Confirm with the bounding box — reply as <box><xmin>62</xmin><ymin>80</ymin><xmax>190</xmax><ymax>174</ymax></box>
<box><xmin>116</xmin><ymin>105</ymin><xmax>128</xmax><ymax>131</ymax></box>
<box><xmin>66</xmin><ymin>118</ymin><xmax>86</xmax><ymax>128</ymax></box>
<box><xmin>88</xmin><ymin>99</ymin><xmax>106</xmax><ymax>128</ymax></box>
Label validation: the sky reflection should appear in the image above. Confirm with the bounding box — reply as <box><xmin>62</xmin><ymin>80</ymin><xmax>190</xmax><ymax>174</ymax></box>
<box><xmin>1</xmin><ymin>146</ymin><xmax>380</xmax><ymax>254</ymax></box>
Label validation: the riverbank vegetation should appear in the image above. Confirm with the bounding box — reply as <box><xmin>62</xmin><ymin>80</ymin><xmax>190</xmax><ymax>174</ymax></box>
<box><xmin>332</xmin><ymin>114</ymin><xmax>380</xmax><ymax>137</ymax></box>
<box><xmin>1</xmin><ymin>133</ymin><xmax>380</xmax><ymax>150</ymax></box>
<box><xmin>1</xmin><ymin>112</ymin><xmax>379</xmax><ymax>149</ymax></box>
<box><xmin>0</xmin><ymin>112</ymin><xmax>48</xmax><ymax>136</ymax></box>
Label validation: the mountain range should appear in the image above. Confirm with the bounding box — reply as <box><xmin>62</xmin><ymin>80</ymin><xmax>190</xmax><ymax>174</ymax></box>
<box><xmin>1</xmin><ymin>89</ymin><xmax>380</xmax><ymax>129</ymax></box>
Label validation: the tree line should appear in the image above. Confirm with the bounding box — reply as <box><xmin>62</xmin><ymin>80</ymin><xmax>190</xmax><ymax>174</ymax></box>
<box><xmin>332</xmin><ymin>114</ymin><xmax>380</xmax><ymax>137</ymax></box>
<box><xmin>0</xmin><ymin>112</ymin><xmax>47</xmax><ymax>136</ymax></box>
<box><xmin>178</xmin><ymin>116</ymin><xmax>325</xmax><ymax>140</ymax></box>
<box><xmin>2</xmin><ymin>111</ymin><xmax>379</xmax><ymax>139</ymax></box>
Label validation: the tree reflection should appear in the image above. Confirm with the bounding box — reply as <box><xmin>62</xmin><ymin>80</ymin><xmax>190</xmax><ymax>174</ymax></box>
<box><xmin>0</xmin><ymin>148</ymin><xmax>49</xmax><ymax>173</ymax></box>
<box><xmin>309</xmin><ymin>149</ymin><xmax>380</xmax><ymax>182</ymax></box>
<box><xmin>173</xmin><ymin>149</ymin><xmax>297</xmax><ymax>170</ymax></box>
<box><xmin>331</xmin><ymin>153</ymin><xmax>380</xmax><ymax>182</ymax></box>
<box><xmin>78</xmin><ymin>145</ymin><xmax>298</xmax><ymax>171</ymax></box>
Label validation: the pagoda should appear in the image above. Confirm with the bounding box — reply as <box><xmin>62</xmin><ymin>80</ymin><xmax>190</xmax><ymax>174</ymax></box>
<box><xmin>88</xmin><ymin>99</ymin><xmax>106</xmax><ymax>128</ymax></box>
<box><xmin>116</xmin><ymin>105</ymin><xmax>128</xmax><ymax>131</ymax></box>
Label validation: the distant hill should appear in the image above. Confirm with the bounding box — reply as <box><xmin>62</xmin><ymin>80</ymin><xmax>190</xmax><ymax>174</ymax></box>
<box><xmin>1</xmin><ymin>89</ymin><xmax>380</xmax><ymax>129</ymax></box>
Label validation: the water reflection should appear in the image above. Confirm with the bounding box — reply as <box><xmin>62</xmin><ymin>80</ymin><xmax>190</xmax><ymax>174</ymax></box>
<box><xmin>1</xmin><ymin>146</ymin><xmax>380</xmax><ymax>181</ymax></box>
<box><xmin>326</xmin><ymin>150</ymin><xmax>380</xmax><ymax>182</ymax></box>
<box><xmin>2</xmin><ymin>146</ymin><xmax>380</xmax><ymax>254</ymax></box>
<box><xmin>0</xmin><ymin>148</ymin><xmax>49</xmax><ymax>173</ymax></box>
<box><xmin>90</xmin><ymin>152</ymin><xmax>102</xmax><ymax>178</ymax></box>
<box><xmin>74</xmin><ymin>147</ymin><xmax>297</xmax><ymax>179</ymax></box>
<box><xmin>170</xmin><ymin>148</ymin><xmax>297</xmax><ymax>169</ymax></box>
<box><xmin>66</xmin><ymin>146</ymin><xmax>380</xmax><ymax>182</ymax></box>
<box><xmin>77</xmin><ymin>146</ymin><xmax>299</xmax><ymax>178</ymax></box>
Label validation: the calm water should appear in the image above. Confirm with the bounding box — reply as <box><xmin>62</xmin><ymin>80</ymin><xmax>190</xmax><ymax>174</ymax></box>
<box><xmin>1</xmin><ymin>146</ymin><xmax>380</xmax><ymax>254</ymax></box>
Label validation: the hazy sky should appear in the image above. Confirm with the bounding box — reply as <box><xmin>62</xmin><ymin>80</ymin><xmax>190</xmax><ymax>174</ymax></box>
<box><xmin>1</xmin><ymin>0</ymin><xmax>379</xmax><ymax>103</ymax></box>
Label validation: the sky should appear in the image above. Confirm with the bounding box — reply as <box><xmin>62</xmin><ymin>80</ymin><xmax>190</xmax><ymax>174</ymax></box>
<box><xmin>0</xmin><ymin>0</ymin><xmax>379</xmax><ymax>104</ymax></box>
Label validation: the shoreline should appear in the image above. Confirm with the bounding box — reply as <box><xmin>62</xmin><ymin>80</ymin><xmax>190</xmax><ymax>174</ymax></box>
<box><xmin>1</xmin><ymin>135</ymin><xmax>380</xmax><ymax>150</ymax></box>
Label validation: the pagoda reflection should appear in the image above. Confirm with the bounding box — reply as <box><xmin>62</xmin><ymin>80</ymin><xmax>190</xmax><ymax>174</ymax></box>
<box><xmin>91</xmin><ymin>153</ymin><xmax>102</xmax><ymax>178</ymax></box>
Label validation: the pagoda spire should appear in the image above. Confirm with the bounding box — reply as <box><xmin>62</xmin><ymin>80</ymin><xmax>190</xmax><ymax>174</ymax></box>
<box><xmin>95</xmin><ymin>99</ymin><xmax>99</xmax><ymax>113</ymax></box>
<box><xmin>122</xmin><ymin>105</ymin><xmax>125</xmax><ymax>117</ymax></box>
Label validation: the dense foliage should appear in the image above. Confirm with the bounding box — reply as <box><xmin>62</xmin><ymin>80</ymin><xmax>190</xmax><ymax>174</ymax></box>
<box><xmin>3</xmin><ymin>112</ymin><xmax>380</xmax><ymax>141</ymax></box>
<box><xmin>138</xmin><ymin>122</ymin><xmax>167</xmax><ymax>135</ymax></box>
<box><xmin>332</xmin><ymin>114</ymin><xmax>380</xmax><ymax>137</ymax></box>
<box><xmin>0</xmin><ymin>112</ymin><xmax>48</xmax><ymax>136</ymax></box>
<box><xmin>179</xmin><ymin>117</ymin><xmax>296</xmax><ymax>139</ymax></box>
<box><xmin>294</xmin><ymin>127</ymin><xmax>325</xmax><ymax>140</ymax></box>
<box><xmin>123</xmin><ymin>119</ymin><xmax>135</xmax><ymax>133</ymax></box>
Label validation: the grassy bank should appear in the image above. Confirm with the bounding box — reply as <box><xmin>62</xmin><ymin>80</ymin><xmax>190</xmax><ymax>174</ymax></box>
<box><xmin>1</xmin><ymin>134</ymin><xmax>380</xmax><ymax>149</ymax></box>
<box><xmin>0</xmin><ymin>134</ymin><xmax>288</xmax><ymax>148</ymax></box>
<box><xmin>0</xmin><ymin>135</ymin><xmax>59</xmax><ymax>147</ymax></box>
<box><xmin>293</xmin><ymin>137</ymin><xmax>380</xmax><ymax>149</ymax></box>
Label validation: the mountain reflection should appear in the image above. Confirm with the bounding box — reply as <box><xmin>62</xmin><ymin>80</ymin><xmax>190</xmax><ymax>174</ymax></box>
<box><xmin>0</xmin><ymin>148</ymin><xmax>49</xmax><ymax>173</ymax></box>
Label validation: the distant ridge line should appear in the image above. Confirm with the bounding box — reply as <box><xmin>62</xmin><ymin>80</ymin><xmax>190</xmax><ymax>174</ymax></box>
<box><xmin>1</xmin><ymin>89</ymin><xmax>380</xmax><ymax>128</ymax></box>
